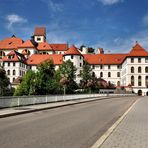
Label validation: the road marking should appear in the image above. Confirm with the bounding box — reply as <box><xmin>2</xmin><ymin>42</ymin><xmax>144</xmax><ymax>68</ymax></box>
<box><xmin>91</xmin><ymin>99</ymin><xmax>139</xmax><ymax>148</ymax></box>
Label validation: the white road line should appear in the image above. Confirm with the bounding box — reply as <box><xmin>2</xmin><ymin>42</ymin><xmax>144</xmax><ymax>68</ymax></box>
<box><xmin>91</xmin><ymin>99</ymin><xmax>139</xmax><ymax>148</ymax></box>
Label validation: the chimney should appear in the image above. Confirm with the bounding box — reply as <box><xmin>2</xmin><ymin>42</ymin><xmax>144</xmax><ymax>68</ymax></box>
<box><xmin>98</xmin><ymin>48</ymin><xmax>104</xmax><ymax>54</ymax></box>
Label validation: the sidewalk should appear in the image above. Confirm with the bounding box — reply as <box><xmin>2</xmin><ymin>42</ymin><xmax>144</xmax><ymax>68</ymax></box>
<box><xmin>0</xmin><ymin>96</ymin><xmax>110</xmax><ymax>118</ymax></box>
<box><xmin>100</xmin><ymin>97</ymin><xmax>148</xmax><ymax>148</ymax></box>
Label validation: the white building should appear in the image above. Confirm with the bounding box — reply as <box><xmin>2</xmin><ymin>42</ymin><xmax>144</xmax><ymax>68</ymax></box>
<box><xmin>0</xmin><ymin>27</ymin><xmax>148</xmax><ymax>95</ymax></box>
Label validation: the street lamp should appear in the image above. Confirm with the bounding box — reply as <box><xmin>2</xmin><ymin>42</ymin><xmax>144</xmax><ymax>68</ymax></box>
<box><xmin>60</xmin><ymin>76</ymin><xmax>69</xmax><ymax>101</ymax></box>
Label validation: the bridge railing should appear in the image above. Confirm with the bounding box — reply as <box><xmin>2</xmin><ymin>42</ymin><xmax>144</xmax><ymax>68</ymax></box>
<box><xmin>0</xmin><ymin>93</ymin><xmax>135</xmax><ymax>109</ymax></box>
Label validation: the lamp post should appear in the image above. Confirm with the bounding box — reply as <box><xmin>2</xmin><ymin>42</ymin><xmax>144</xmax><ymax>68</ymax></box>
<box><xmin>60</xmin><ymin>76</ymin><xmax>69</xmax><ymax>101</ymax></box>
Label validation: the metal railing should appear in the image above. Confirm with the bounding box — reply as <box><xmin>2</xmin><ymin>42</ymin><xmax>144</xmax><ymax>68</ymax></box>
<box><xmin>0</xmin><ymin>93</ymin><xmax>135</xmax><ymax>109</ymax></box>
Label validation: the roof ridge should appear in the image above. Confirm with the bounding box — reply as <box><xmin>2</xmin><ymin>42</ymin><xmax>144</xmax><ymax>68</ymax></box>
<box><xmin>64</xmin><ymin>45</ymin><xmax>82</xmax><ymax>55</ymax></box>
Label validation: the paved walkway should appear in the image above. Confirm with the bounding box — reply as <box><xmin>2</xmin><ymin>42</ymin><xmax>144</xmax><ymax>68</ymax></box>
<box><xmin>0</xmin><ymin>96</ymin><xmax>110</xmax><ymax>118</ymax></box>
<box><xmin>100</xmin><ymin>97</ymin><xmax>148</xmax><ymax>148</ymax></box>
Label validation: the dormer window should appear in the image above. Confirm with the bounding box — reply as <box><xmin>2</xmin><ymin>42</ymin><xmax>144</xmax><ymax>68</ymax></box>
<box><xmin>9</xmin><ymin>42</ymin><xmax>12</xmax><ymax>45</ymax></box>
<box><xmin>37</xmin><ymin>37</ymin><xmax>41</xmax><ymax>41</ymax></box>
<box><xmin>8</xmin><ymin>55</ymin><xmax>14</xmax><ymax>59</ymax></box>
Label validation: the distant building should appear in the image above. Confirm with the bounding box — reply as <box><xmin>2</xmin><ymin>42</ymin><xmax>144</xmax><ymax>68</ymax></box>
<box><xmin>0</xmin><ymin>27</ymin><xmax>148</xmax><ymax>95</ymax></box>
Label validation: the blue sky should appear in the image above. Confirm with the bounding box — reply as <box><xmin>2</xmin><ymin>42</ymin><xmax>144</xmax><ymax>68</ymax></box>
<box><xmin>1</xmin><ymin>0</ymin><xmax>148</xmax><ymax>53</ymax></box>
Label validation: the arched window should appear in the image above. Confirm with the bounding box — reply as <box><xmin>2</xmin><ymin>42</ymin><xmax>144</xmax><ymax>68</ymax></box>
<box><xmin>131</xmin><ymin>76</ymin><xmax>134</xmax><ymax>86</ymax></box>
<box><xmin>138</xmin><ymin>67</ymin><xmax>141</xmax><ymax>73</ymax></box>
<box><xmin>146</xmin><ymin>76</ymin><xmax>148</xmax><ymax>87</ymax></box>
<box><xmin>13</xmin><ymin>70</ymin><xmax>15</xmax><ymax>75</ymax></box>
<box><xmin>13</xmin><ymin>78</ymin><xmax>15</xmax><ymax>82</ymax></box>
<box><xmin>108</xmin><ymin>72</ymin><xmax>111</xmax><ymax>77</ymax></box>
<box><xmin>145</xmin><ymin>67</ymin><xmax>148</xmax><ymax>73</ymax></box>
<box><xmin>100</xmin><ymin>72</ymin><xmax>103</xmax><ymax>78</ymax></box>
<box><xmin>117</xmin><ymin>72</ymin><xmax>120</xmax><ymax>77</ymax></box>
<box><xmin>117</xmin><ymin>81</ymin><xmax>120</xmax><ymax>86</ymax></box>
<box><xmin>92</xmin><ymin>72</ymin><xmax>95</xmax><ymax>77</ymax></box>
<box><xmin>131</xmin><ymin>67</ymin><xmax>134</xmax><ymax>73</ymax></box>
<box><xmin>138</xmin><ymin>76</ymin><xmax>142</xmax><ymax>86</ymax></box>
<box><xmin>7</xmin><ymin>70</ymin><xmax>10</xmax><ymax>75</ymax></box>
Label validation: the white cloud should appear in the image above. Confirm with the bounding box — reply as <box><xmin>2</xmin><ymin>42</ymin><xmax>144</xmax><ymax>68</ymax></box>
<box><xmin>143</xmin><ymin>13</ymin><xmax>148</xmax><ymax>26</ymax></box>
<box><xmin>5</xmin><ymin>14</ymin><xmax>27</xmax><ymax>31</ymax></box>
<box><xmin>98</xmin><ymin>0</ymin><xmax>123</xmax><ymax>5</ymax></box>
<box><xmin>41</xmin><ymin>0</ymin><xmax>63</xmax><ymax>13</ymax></box>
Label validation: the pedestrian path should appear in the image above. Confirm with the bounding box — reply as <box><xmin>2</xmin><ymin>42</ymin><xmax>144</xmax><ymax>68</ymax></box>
<box><xmin>100</xmin><ymin>97</ymin><xmax>148</xmax><ymax>148</ymax></box>
<box><xmin>0</xmin><ymin>96</ymin><xmax>110</xmax><ymax>118</ymax></box>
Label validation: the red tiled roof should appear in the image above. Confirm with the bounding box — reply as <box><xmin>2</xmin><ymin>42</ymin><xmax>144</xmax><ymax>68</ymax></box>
<box><xmin>2</xmin><ymin>51</ymin><xmax>19</xmax><ymax>62</ymax></box>
<box><xmin>49</xmin><ymin>44</ymin><xmax>68</xmax><ymax>51</ymax></box>
<box><xmin>12</xmin><ymin>77</ymin><xmax>22</xmax><ymax>85</ymax></box>
<box><xmin>84</xmin><ymin>54</ymin><xmax>127</xmax><ymax>65</ymax></box>
<box><xmin>34</xmin><ymin>27</ymin><xmax>46</xmax><ymax>36</ymax></box>
<box><xmin>37</xmin><ymin>42</ymin><xmax>53</xmax><ymax>51</ymax></box>
<box><xmin>2</xmin><ymin>51</ymin><xmax>26</xmax><ymax>62</ymax></box>
<box><xmin>0</xmin><ymin>36</ymin><xmax>23</xmax><ymax>50</ymax></box>
<box><xmin>129</xmin><ymin>43</ymin><xmax>148</xmax><ymax>56</ymax></box>
<box><xmin>64</xmin><ymin>45</ymin><xmax>82</xmax><ymax>55</ymax></box>
<box><xmin>18</xmin><ymin>40</ymin><xmax>35</xmax><ymax>48</ymax></box>
<box><xmin>22</xmin><ymin>49</ymin><xmax>29</xmax><ymax>55</ymax></box>
<box><xmin>27</xmin><ymin>54</ymin><xmax>63</xmax><ymax>65</ymax></box>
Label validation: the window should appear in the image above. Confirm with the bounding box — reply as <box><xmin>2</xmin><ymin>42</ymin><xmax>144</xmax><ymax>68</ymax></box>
<box><xmin>108</xmin><ymin>72</ymin><xmax>111</xmax><ymax>77</ymax></box>
<box><xmin>13</xmin><ymin>63</ymin><xmax>15</xmax><ymax>66</ymax></box>
<box><xmin>7</xmin><ymin>70</ymin><xmax>10</xmax><ymax>75</ymax></box>
<box><xmin>145</xmin><ymin>58</ymin><xmax>148</xmax><ymax>63</ymax></box>
<box><xmin>138</xmin><ymin>58</ymin><xmax>141</xmax><ymax>63</ymax></box>
<box><xmin>145</xmin><ymin>67</ymin><xmax>148</xmax><ymax>73</ymax></box>
<box><xmin>20</xmin><ymin>70</ymin><xmax>21</xmax><ymax>76</ymax></box>
<box><xmin>13</xmin><ymin>78</ymin><xmax>15</xmax><ymax>82</ymax></box>
<box><xmin>108</xmin><ymin>65</ymin><xmax>111</xmax><ymax>69</ymax></box>
<box><xmin>8</xmin><ymin>55</ymin><xmax>14</xmax><ymax>59</ymax></box>
<box><xmin>13</xmin><ymin>70</ymin><xmax>15</xmax><ymax>75</ymax></box>
<box><xmin>117</xmin><ymin>72</ymin><xmax>120</xmax><ymax>77</ymax></box>
<box><xmin>131</xmin><ymin>58</ymin><xmax>134</xmax><ymax>63</ymax></box>
<box><xmin>138</xmin><ymin>76</ymin><xmax>142</xmax><ymax>86</ymax></box>
<box><xmin>100</xmin><ymin>65</ymin><xmax>103</xmax><ymax>69</ymax></box>
<box><xmin>0</xmin><ymin>51</ymin><xmax>5</xmax><ymax>59</ymax></box>
<box><xmin>117</xmin><ymin>65</ymin><xmax>121</xmax><ymax>69</ymax></box>
<box><xmin>80</xmin><ymin>63</ymin><xmax>82</xmax><ymax>67</ymax></box>
<box><xmin>92</xmin><ymin>65</ymin><xmax>95</xmax><ymax>69</ymax></box>
<box><xmin>92</xmin><ymin>72</ymin><xmax>95</xmax><ymax>77</ymax></box>
<box><xmin>131</xmin><ymin>76</ymin><xmax>134</xmax><ymax>86</ymax></box>
<box><xmin>8</xmin><ymin>63</ymin><xmax>10</xmax><ymax>67</ymax></box>
<box><xmin>80</xmin><ymin>56</ymin><xmax>82</xmax><ymax>60</ymax></box>
<box><xmin>37</xmin><ymin>37</ymin><xmax>41</xmax><ymax>41</ymax></box>
<box><xmin>138</xmin><ymin>67</ymin><xmax>141</xmax><ymax>73</ymax></box>
<box><xmin>100</xmin><ymin>72</ymin><xmax>103</xmax><ymax>77</ymax></box>
<box><xmin>131</xmin><ymin>67</ymin><xmax>134</xmax><ymax>73</ymax></box>
<box><xmin>117</xmin><ymin>81</ymin><xmax>120</xmax><ymax>86</ymax></box>
<box><xmin>146</xmin><ymin>76</ymin><xmax>148</xmax><ymax>87</ymax></box>
<box><xmin>71</xmin><ymin>55</ymin><xmax>73</xmax><ymax>59</ymax></box>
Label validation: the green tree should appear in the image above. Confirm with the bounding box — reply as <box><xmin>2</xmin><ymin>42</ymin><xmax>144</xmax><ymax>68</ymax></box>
<box><xmin>57</xmin><ymin>60</ymin><xmax>78</xmax><ymax>94</ymax></box>
<box><xmin>79</xmin><ymin>61</ymin><xmax>93</xmax><ymax>88</ymax></box>
<box><xmin>14</xmin><ymin>70</ymin><xmax>36</xmax><ymax>96</ymax></box>
<box><xmin>33</xmin><ymin>59</ymin><xmax>56</xmax><ymax>95</ymax></box>
<box><xmin>0</xmin><ymin>66</ymin><xmax>10</xmax><ymax>96</ymax></box>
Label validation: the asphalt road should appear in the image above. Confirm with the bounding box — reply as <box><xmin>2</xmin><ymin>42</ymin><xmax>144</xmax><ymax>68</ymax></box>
<box><xmin>0</xmin><ymin>96</ymin><xmax>137</xmax><ymax>148</ymax></box>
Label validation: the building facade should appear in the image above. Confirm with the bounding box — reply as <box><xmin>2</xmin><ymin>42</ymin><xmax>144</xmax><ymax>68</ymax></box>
<box><xmin>0</xmin><ymin>27</ymin><xmax>148</xmax><ymax>95</ymax></box>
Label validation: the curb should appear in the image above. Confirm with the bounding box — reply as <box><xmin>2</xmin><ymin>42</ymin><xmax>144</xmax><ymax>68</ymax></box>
<box><xmin>0</xmin><ymin>97</ymin><xmax>108</xmax><ymax>118</ymax></box>
<box><xmin>0</xmin><ymin>96</ymin><xmax>136</xmax><ymax>118</ymax></box>
<box><xmin>90</xmin><ymin>99</ymin><xmax>139</xmax><ymax>148</ymax></box>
